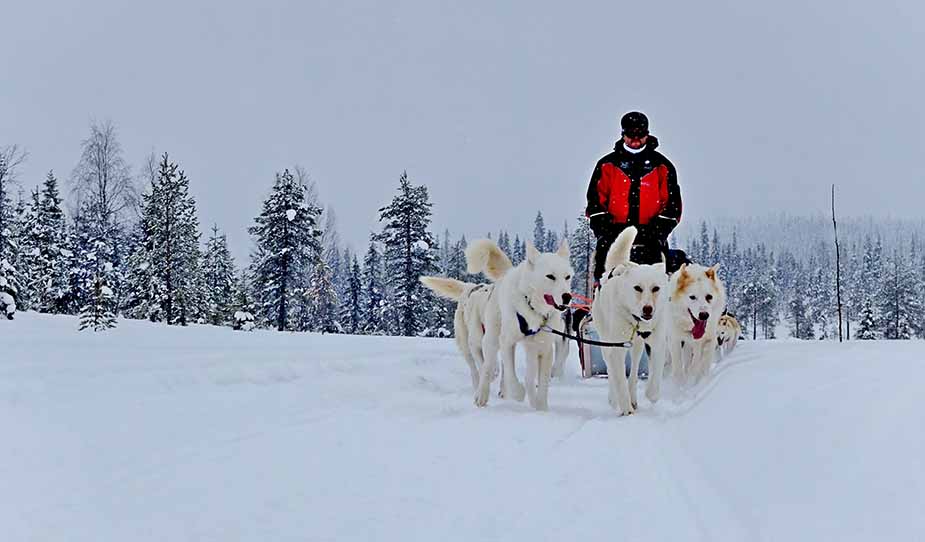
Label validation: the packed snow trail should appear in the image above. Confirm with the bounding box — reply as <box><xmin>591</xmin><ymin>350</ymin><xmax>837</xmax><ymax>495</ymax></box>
<box><xmin>2</xmin><ymin>314</ymin><xmax>923</xmax><ymax>541</ymax></box>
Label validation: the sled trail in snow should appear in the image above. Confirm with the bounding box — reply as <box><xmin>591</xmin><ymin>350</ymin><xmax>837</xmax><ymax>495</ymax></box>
<box><xmin>2</xmin><ymin>313</ymin><xmax>923</xmax><ymax>541</ymax></box>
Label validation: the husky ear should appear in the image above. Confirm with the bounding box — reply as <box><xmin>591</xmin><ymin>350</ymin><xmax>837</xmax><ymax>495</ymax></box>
<box><xmin>526</xmin><ymin>241</ymin><xmax>540</xmax><ymax>266</ymax></box>
<box><xmin>705</xmin><ymin>264</ymin><xmax>720</xmax><ymax>280</ymax></box>
<box><xmin>557</xmin><ymin>239</ymin><xmax>570</xmax><ymax>259</ymax></box>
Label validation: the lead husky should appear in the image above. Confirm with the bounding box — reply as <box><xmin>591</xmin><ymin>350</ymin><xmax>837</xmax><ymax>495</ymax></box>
<box><xmin>592</xmin><ymin>227</ymin><xmax>670</xmax><ymax>415</ymax></box>
<box><xmin>466</xmin><ymin>239</ymin><xmax>573</xmax><ymax>410</ymax></box>
<box><xmin>666</xmin><ymin>263</ymin><xmax>727</xmax><ymax>386</ymax></box>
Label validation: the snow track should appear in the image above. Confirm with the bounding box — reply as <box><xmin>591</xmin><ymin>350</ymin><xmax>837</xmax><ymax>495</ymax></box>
<box><xmin>3</xmin><ymin>314</ymin><xmax>924</xmax><ymax>541</ymax></box>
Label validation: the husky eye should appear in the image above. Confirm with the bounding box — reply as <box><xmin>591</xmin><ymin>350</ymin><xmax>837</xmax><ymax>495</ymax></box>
<box><xmin>689</xmin><ymin>295</ymin><xmax>697</xmax><ymax>300</ymax></box>
<box><xmin>565</xmin><ymin>275</ymin><xmax>571</xmax><ymax>281</ymax></box>
<box><xmin>634</xmin><ymin>285</ymin><xmax>643</xmax><ymax>292</ymax></box>
<box><xmin>652</xmin><ymin>286</ymin><xmax>660</xmax><ymax>293</ymax></box>
<box><xmin>545</xmin><ymin>274</ymin><xmax>555</xmax><ymax>280</ymax></box>
<box><xmin>706</xmin><ymin>294</ymin><xmax>713</xmax><ymax>302</ymax></box>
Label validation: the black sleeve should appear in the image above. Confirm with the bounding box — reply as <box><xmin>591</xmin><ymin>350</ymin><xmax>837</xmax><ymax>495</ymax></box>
<box><xmin>585</xmin><ymin>161</ymin><xmax>612</xmax><ymax>237</ymax></box>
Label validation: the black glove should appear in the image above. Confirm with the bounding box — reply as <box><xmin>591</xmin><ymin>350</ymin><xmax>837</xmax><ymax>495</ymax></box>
<box><xmin>589</xmin><ymin>213</ymin><xmax>613</xmax><ymax>237</ymax></box>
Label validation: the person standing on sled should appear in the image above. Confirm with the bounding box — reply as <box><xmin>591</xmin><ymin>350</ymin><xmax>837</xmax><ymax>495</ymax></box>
<box><xmin>585</xmin><ymin>111</ymin><xmax>684</xmax><ymax>285</ymax></box>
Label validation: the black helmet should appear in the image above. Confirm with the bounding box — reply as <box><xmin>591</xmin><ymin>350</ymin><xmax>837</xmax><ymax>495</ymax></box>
<box><xmin>621</xmin><ymin>111</ymin><xmax>649</xmax><ymax>138</ymax></box>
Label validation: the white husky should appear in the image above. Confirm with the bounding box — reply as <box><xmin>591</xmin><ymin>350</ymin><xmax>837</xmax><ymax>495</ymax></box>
<box><xmin>716</xmin><ymin>313</ymin><xmax>741</xmax><ymax>358</ymax></box>
<box><xmin>666</xmin><ymin>263</ymin><xmax>727</xmax><ymax>386</ymax></box>
<box><xmin>420</xmin><ymin>277</ymin><xmax>498</xmax><ymax>390</ymax></box>
<box><xmin>591</xmin><ymin>227</ymin><xmax>670</xmax><ymax>415</ymax></box>
<box><xmin>466</xmin><ymin>239</ymin><xmax>574</xmax><ymax>410</ymax></box>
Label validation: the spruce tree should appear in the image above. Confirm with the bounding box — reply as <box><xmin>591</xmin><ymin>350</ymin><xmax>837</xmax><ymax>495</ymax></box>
<box><xmin>855</xmin><ymin>297</ymin><xmax>877</xmax><ymax>340</ymax></box>
<box><xmin>232</xmin><ymin>270</ymin><xmax>257</xmax><ymax>331</ymax></box>
<box><xmin>74</xmin><ymin>202</ymin><xmax>119</xmax><ymax>331</ymax></box>
<box><xmin>202</xmin><ymin>225</ymin><xmax>238</xmax><ymax>326</ymax></box>
<box><xmin>375</xmin><ymin>171</ymin><xmax>438</xmax><ymax>336</ymax></box>
<box><xmin>304</xmin><ymin>254</ymin><xmax>340</xmax><ymax>333</ymax></box>
<box><xmin>15</xmin><ymin>190</ymin><xmax>40</xmax><ymax>312</ymax></box>
<box><xmin>340</xmin><ymin>253</ymin><xmax>363</xmax><ymax>334</ymax></box>
<box><xmin>570</xmin><ymin>216</ymin><xmax>594</xmax><ymax>296</ymax></box>
<box><xmin>131</xmin><ymin>154</ymin><xmax>203</xmax><ymax>325</ymax></box>
<box><xmin>27</xmin><ymin>172</ymin><xmax>72</xmax><ymax>313</ymax></box>
<box><xmin>249</xmin><ymin>169</ymin><xmax>322</xmax><ymax>331</ymax></box>
<box><xmin>533</xmin><ymin>211</ymin><xmax>547</xmax><ymax>252</ymax></box>
<box><xmin>360</xmin><ymin>239</ymin><xmax>385</xmax><ymax>334</ymax></box>
<box><xmin>512</xmin><ymin>235</ymin><xmax>526</xmax><ymax>265</ymax></box>
<box><xmin>879</xmin><ymin>249</ymin><xmax>917</xmax><ymax>339</ymax></box>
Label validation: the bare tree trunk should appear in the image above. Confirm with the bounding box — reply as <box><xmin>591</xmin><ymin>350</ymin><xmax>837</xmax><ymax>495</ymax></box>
<box><xmin>832</xmin><ymin>185</ymin><xmax>843</xmax><ymax>342</ymax></box>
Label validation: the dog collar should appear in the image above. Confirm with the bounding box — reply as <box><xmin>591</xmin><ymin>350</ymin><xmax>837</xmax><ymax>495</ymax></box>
<box><xmin>517</xmin><ymin>313</ymin><xmax>540</xmax><ymax>336</ymax></box>
<box><xmin>518</xmin><ymin>295</ymin><xmax>549</xmax><ymax>337</ymax></box>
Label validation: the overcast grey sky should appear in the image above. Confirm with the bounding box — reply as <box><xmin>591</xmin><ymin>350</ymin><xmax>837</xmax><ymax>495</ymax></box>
<box><xmin>3</xmin><ymin>0</ymin><xmax>922</xmax><ymax>262</ymax></box>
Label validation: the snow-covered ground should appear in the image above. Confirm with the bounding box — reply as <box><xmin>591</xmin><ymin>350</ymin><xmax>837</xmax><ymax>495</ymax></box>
<box><xmin>3</xmin><ymin>314</ymin><xmax>923</xmax><ymax>541</ymax></box>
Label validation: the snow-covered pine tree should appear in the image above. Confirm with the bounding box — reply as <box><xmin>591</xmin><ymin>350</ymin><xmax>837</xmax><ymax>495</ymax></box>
<box><xmin>512</xmin><ymin>235</ymin><xmax>525</xmax><ymax>265</ymax></box>
<box><xmin>360</xmin><ymin>238</ymin><xmax>385</xmax><ymax>335</ymax></box>
<box><xmin>498</xmin><ymin>230</ymin><xmax>512</xmax><ymax>259</ymax></box>
<box><xmin>533</xmin><ymin>211</ymin><xmax>547</xmax><ymax>252</ymax></box>
<box><xmin>131</xmin><ymin>154</ymin><xmax>203</xmax><ymax>325</ymax></box>
<box><xmin>0</xmin><ymin>147</ymin><xmax>27</xmax><ymax>319</ymax></box>
<box><xmin>249</xmin><ymin>169</ymin><xmax>322</xmax><ymax>331</ymax></box>
<box><xmin>375</xmin><ymin>171</ymin><xmax>439</xmax><ymax>337</ymax></box>
<box><xmin>202</xmin><ymin>225</ymin><xmax>238</xmax><ymax>326</ymax></box>
<box><xmin>232</xmin><ymin>270</ymin><xmax>257</xmax><ymax>330</ymax></box>
<box><xmin>321</xmin><ymin>207</ymin><xmax>344</xmax><ymax>294</ymax></box>
<box><xmin>79</xmin><ymin>265</ymin><xmax>117</xmax><ymax>331</ymax></box>
<box><xmin>855</xmin><ymin>297</ymin><xmax>877</xmax><ymax>340</ymax></box>
<box><xmin>304</xmin><ymin>253</ymin><xmax>340</xmax><ymax>333</ymax></box>
<box><xmin>546</xmin><ymin>230</ymin><xmax>559</xmax><ymax>254</ymax></box>
<box><xmin>439</xmin><ymin>229</ymin><xmax>452</xmax><ymax>276</ymax></box>
<box><xmin>14</xmin><ymin>189</ymin><xmax>40</xmax><ymax>312</ymax></box>
<box><xmin>787</xmin><ymin>275</ymin><xmax>814</xmax><ymax>339</ymax></box>
<box><xmin>339</xmin><ymin>251</ymin><xmax>363</xmax><ymax>334</ymax></box>
<box><xmin>879</xmin><ymin>248</ymin><xmax>916</xmax><ymax>340</ymax></box>
<box><xmin>710</xmin><ymin>228</ymin><xmax>722</xmax><ymax>266</ymax></box>
<box><xmin>698</xmin><ymin>221</ymin><xmax>710</xmax><ymax>264</ymax></box>
<box><xmin>26</xmin><ymin>172</ymin><xmax>73</xmax><ymax>313</ymax></box>
<box><xmin>74</xmin><ymin>201</ymin><xmax>119</xmax><ymax>331</ymax></box>
<box><xmin>570</xmin><ymin>215</ymin><xmax>594</xmax><ymax>296</ymax></box>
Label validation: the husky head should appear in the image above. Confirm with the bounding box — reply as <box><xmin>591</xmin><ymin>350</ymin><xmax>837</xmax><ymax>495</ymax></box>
<box><xmin>597</xmin><ymin>226</ymin><xmax>668</xmax><ymax>326</ymax></box>
<box><xmin>521</xmin><ymin>240</ymin><xmax>574</xmax><ymax>312</ymax></box>
<box><xmin>716</xmin><ymin>314</ymin><xmax>738</xmax><ymax>346</ymax></box>
<box><xmin>603</xmin><ymin>261</ymin><xmax>669</xmax><ymax>326</ymax></box>
<box><xmin>670</xmin><ymin>263</ymin><xmax>727</xmax><ymax>340</ymax></box>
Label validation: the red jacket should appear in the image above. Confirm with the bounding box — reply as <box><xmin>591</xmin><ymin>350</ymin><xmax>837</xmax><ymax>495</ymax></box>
<box><xmin>585</xmin><ymin>135</ymin><xmax>681</xmax><ymax>243</ymax></box>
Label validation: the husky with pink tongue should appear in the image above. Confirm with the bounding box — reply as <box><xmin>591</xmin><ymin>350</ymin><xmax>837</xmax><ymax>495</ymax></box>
<box><xmin>666</xmin><ymin>263</ymin><xmax>727</xmax><ymax>387</ymax></box>
<box><xmin>465</xmin><ymin>238</ymin><xmax>574</xmax><ymax>410</ymax></box>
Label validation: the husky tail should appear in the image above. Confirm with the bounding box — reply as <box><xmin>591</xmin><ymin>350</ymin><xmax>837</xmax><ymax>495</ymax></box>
<box><xmin>465</xmin><ymin>239</ymin><xmax>513</xmax><ymax>282</ymax></box>
<box><xmin>604</xmin><ymin>226</ymin><xmax>638</xmax><ymax>272</ymax></box>
<box><xmin>420</xmin><ymin>276</ymin><xmax>474</xmax><ymax>301</ymax></box>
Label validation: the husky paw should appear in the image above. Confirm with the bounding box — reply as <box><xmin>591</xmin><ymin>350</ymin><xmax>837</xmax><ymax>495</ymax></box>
<box><xmin>645</xmin><ymin>388</ymin><xmax>660</xmax><ymax>404</ymax></box>
<box><xmin>509</xmin><ymin>382</ymin><xmax>526</xmax><ymax>402</ymax></box>
<box><xmin>609</xmin><ymin>394</ymin><xmax>635</xmax><ymax>416</ymax></box>
<box><xmin>474</xmin><ymin>387</ymin><xmax>490</xmax><ymax>407</ymax></box>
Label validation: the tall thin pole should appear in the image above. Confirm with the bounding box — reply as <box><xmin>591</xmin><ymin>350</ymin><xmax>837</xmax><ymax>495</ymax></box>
<box><xmin>832</xmin><ymin>184</ymin><xmax>843</xmax><ymax>342</ymax></box>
